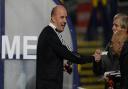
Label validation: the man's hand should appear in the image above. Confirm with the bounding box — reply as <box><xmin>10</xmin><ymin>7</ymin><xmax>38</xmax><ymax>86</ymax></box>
<box><xmin>93</xmin><ymin>49</ymin><xmax>102</xmax><ymax>62</ymax></box>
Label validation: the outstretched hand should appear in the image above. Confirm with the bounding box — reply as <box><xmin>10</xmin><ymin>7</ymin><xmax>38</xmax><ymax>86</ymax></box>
<box><xmin>93</xmin><ymin>49</ymin><xmax>102</xmax><ymax>62</ymax></box>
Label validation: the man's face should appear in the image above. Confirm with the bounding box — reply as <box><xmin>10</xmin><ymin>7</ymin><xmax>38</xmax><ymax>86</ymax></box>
<box><xmin>52</xmin><ymin>7</ymin><xmax>67</xmax><ymax>32</ymax></box>
<box><xmin>112</xmin><ymin>18</ymin><xmax>122</xmax><ymax>34</ymax></box>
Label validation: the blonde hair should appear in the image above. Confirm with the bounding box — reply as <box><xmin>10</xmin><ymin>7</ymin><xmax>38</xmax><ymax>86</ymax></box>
<box><xmin>111</xmin><ymin>30</ymin><xmax>128</xmax><ymax>55</ymax></box>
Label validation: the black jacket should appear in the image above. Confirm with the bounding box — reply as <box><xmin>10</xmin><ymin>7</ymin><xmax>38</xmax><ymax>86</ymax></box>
<box><xmin>119</xmin><ymin>41</ymin><xmax>128</xmax><ymax>89</ymax></box>
<box><xmin>93</xmin><ymin>43</ymin><xmax>120</xmax><ymax>76</ymax></box>
<box><xmin>36</xmin><ymin>26</ymin><xmax>94</xmax><ymax>89</ymax></box>
<box><xmin>93</xmin><ymin>41</ymin><xmax>128</xmax><ymax>89</ymax></box>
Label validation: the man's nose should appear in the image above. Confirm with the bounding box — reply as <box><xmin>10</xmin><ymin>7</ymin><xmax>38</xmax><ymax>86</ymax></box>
<box><xmin>64</xmin><ymin>18</ymin><xmax>67</xmax><ymax>23</ymax></box>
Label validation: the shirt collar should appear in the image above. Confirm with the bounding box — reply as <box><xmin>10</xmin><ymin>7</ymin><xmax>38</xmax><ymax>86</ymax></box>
<box><xmin>49</xmin><ymin>22</ymin><xmax>56</xmax><ymax>30</ymax></box>
<box><xmin>49</xmin><ymin>22</ymin><xmax>60</xmax><ymax>35</ymax></box>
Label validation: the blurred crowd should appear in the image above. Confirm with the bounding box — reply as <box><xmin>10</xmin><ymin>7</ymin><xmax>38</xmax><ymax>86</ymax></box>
<box><xmin>59</xmin><ymin>0</ymin><xmax>128</xmax><ymax>47</ymax></box>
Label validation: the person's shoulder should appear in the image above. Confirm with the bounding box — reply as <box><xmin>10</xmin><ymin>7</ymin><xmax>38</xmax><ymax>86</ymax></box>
<box><xmin>39</xmin><ymin>26</ymin><xmax>52</xmax><ymax>37</ymax></box>
<box><xmin>43</xmin><ymin>25</ymin><xmax>52</xmax><ymax>32</ymax></box>
<box><xmin>42</xmin><ymin>25</ymin><xmax>55</xmax><ymax>34</ymax></box>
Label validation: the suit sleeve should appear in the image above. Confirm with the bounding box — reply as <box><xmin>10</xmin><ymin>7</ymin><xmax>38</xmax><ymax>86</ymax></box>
<box><xmin>93</xmin><ymin>60</ymin><xmax>104</xmax><ymax>76</ymax></box>
<box><xmin>47</xmin><ymin>31</ymin><xmax>94</xmax><ymax>64</ymax></box>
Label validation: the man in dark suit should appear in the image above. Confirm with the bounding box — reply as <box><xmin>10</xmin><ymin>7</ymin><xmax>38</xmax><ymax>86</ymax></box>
<box><xmin>36</xmin><ymin>5</ymin><xmax>100</xmax><ymax>89</ymax></box>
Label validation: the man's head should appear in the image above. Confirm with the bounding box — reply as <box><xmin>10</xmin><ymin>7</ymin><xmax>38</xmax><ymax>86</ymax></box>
<box><xmin>51</xmin><ymin>5</ymin><xmax>67</xmax><ymax>32</ymax></box>
<box><xmin>112</xmin><ymin>13</ymin><xmax>128</xmax><ymax>34</ymax></box>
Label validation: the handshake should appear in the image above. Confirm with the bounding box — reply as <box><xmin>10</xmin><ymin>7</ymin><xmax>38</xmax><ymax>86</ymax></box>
<box><xmin>93</xmin><ymin>49</ymin><xmax>108</xmax><ymax>62</ymax></box>
<box><xmin>63</xmin><ymin>49</ymin><xmax>108</xmax><ymax>74</ymax></box>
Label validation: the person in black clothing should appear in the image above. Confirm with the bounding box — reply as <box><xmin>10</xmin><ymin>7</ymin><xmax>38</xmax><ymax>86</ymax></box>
<box><xmin>118</xmin><ymin>18</ymin><xmax>128</xmax><ymax>89</ymax></box>
<box><xmin>36</xmin><ymin>5</ymin><xmax>100</xmax><ymax>89</ymax></box>
<box><xmin>93</xmin><ymin>13</ymin><xmax>127</xmax><ymax>76</ymax></box>
<box><xmin>93</xmin><ymin>13</ymin><xmax>128</xmax><ymax>89</ymax></box>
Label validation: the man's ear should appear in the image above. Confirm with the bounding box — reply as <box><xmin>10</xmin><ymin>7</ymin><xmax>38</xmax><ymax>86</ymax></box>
<box><xmin>51</xmin><ymin>16</ymin><xmax>55</xmax><ymax>23</ymax></box>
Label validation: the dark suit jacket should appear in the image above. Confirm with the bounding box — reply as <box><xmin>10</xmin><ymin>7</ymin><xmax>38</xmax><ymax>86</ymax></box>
<box><xmin>93</xmin><ymin>44</ymin><xmax>120</xmax><ymax>76</ymax></box>
<box><xmin>36</xmin><ymin>26</ymin><xmax>94</xmax><ymax>89</ymax></box>
<box><xmin>93</xmin><ymin>41</ymin><xmax>128</xmax><ymax>89</ymax></box>
<box><xmin>119</xmin><ymin>41</ymin><xmax>128</xmax><ymax>89</ymax></box>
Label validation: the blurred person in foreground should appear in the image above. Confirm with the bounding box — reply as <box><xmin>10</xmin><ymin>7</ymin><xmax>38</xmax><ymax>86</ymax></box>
<box><xmin>36</xmin><ymin>5</ymin><xmax>100</xmax><ymax>89</ymax></box>
<box><xmin>93</xmin><ymin>13</ymin><xmax>128</xmax><ymax>89</ymax></box>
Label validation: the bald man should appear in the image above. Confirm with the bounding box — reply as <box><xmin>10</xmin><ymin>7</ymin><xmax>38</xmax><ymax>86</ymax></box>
<box><xmin>36</xmin><ymin>5</ymin><xmax>100</xmax><ymax>89</ymax></box>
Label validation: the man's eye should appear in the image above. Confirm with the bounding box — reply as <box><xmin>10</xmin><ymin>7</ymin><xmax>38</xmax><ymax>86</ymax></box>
<box><xmin>61</xmin><ymin>16</ymin><xmax>64</xmax><ymax>18</ymax></box>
